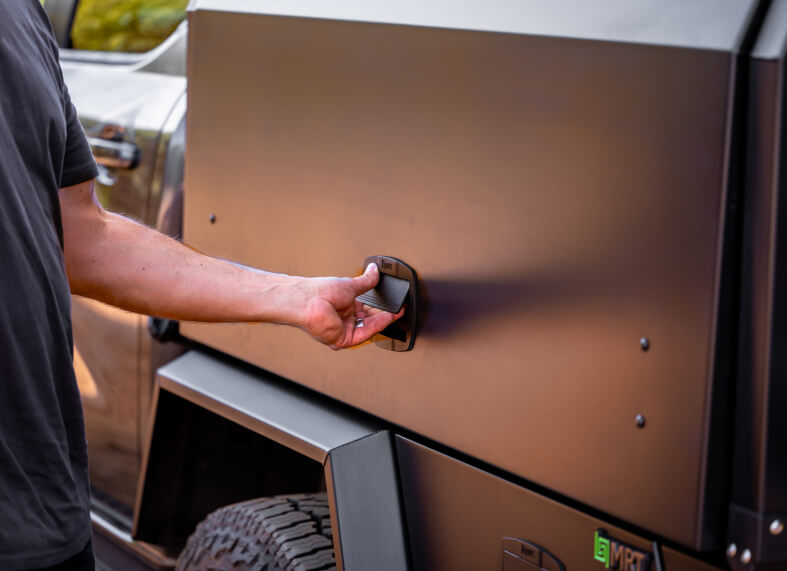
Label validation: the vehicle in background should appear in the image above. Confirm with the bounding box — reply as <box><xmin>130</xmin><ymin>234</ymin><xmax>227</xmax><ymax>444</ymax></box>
<box><xmin>44</xmin><ymin>1</ymin><xmax>787</xmax><ymax>570</ymax></box>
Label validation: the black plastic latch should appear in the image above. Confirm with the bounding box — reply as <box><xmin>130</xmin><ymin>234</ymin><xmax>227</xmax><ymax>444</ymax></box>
<box><xmin>357</xmin><ymin>273</ymin><xmax>409</xmax><ymax>314</ymax></box>
<box><xmin>359</xmin><ymin>255</ymin><xmax>418</xmax><ymax>352</ymax></box>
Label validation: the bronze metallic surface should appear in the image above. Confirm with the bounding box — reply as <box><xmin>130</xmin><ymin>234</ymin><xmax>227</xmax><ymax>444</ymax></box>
<box><xmin>396</xmin><ymin>437</ymin><xmax>723</xmax><ymax>571</ymax></box>
<box><xmin>192</xmin><ymin>0</ymin><xmax>755</xmax><ymax>52</ymax></box>
<box><xmin>182</xmin><ymin>9</ymin><xmax>739</xmax><ymax>547</ymax></box>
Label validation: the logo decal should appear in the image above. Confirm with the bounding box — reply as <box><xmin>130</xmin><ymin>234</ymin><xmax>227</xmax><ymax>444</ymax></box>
<box><xmin>594</xmin><ymin>531</ymin><xmax>611</xmax><ymax>566</ymax></box>
<box><xmin>593</xmin><ymin>529</ymin><xmax>651</xmax><ymax>571</ymax></box>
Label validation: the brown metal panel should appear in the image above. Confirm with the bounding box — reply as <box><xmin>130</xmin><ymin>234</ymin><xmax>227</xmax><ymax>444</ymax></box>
<box><xmin>182</xmin><ymin>11</ymin><xmax>736</xmax><ymax>547</ymax></box>
<box><xmin>396</xmin><ymin>436</ymin><xmax>723</xmax><ymax>571</ymax></box>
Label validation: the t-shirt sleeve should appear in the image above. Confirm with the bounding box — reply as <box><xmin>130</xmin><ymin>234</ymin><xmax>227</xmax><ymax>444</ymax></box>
<box><xmin>59</xmin><ymin>83</ymin><xmax>98</xmax><ymax>188</ymax></box>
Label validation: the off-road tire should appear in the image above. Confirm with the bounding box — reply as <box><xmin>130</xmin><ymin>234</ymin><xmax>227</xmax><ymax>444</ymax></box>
<box><xmin>176</xmin><ymin>493</ymin><xmax>336</xmax><ymax>571</ymax></box>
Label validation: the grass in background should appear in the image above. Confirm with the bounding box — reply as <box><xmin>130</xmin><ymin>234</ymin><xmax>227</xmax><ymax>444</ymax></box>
<box><xmin>71</xmin><ymin>0</ymin><xmax>188</xmax><ymax>52</ymax></box>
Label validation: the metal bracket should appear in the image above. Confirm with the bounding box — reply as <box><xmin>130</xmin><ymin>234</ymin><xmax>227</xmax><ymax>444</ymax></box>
<box><xmin>726</xmin><ymin>504</ymin><xmax>787</xmax><ymax>568</ymax></box>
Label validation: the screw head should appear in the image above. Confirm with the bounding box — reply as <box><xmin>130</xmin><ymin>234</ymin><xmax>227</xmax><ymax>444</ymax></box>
<box><xmin>740</xmin><ymin>548</ymin><xmax>752</xmax><ymax>564</ymax></box>
<box><xmin>635</xmin><ymin>414</ymin><xmax>646</xmax><ymax>428</ymax></box>
<box><xmin>640</xmin><ymin>337</ymin><xmax>650</xmax><ymax>351</ymax></box>
<box><xmin>770</xmin><ymin>520</ymin><xmax>784</xmax><ymax>536</ymax></box>
<box><xmin>726</xmin><ymin>543</ymin><xmax>737</xmax><ymax>558</ymax></box>
<box><xmin>209</xmin><ymin>214</ymin><xmax>217</xmax><ymax>224</ymax></box>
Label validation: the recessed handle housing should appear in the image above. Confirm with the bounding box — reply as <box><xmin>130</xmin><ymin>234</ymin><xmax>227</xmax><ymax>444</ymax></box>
<box><xmin>359</xmin><ymin>256</ymin><xmax>418</xmax><ymax>352</ymax></box>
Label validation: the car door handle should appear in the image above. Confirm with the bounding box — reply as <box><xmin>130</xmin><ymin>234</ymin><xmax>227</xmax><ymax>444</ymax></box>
<box><xmin>87</xmin><ymin>137</ymin><xmax>140</xmax><ymax>169</ymax></box>
<box><xmin>358</xmin><ymin>256</ymin><xmax>419</xmax><ymax>352</ymax></box>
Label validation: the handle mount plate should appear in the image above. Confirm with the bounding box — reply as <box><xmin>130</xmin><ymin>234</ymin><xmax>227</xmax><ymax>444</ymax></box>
<box><xmin>360</xmin><ymin>256</ymin><xmax>418</xmax><ymax>352</ymax></box>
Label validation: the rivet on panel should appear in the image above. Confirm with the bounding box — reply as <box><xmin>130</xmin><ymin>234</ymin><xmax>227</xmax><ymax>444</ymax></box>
<box><xmin>740</xmin><ymin>549</ymin><xmax>752</xmax><ymax>564</ymax></box>
<box><xmin>640</xmin><ymin>337</ymin><xmax>650</xmax><ymax>351</ymax></box>
<box><xmin>726</xmin><ymin>543</ymin><xmax>737</xmax><ymax>558</ymax></box>
<box><xmin>635</xmin><ymin>414</ymin><xmax>646</xmax><ymax>428</ymax></box>
<box><xmin>209</xmin><ymin>214</ymin><xmax>217</xmax><ymax>224</ymax></box>
<box><xmin>770</xmin><ymin>520</ymin><xmax>784</xmax><ymax>535</ymax></box>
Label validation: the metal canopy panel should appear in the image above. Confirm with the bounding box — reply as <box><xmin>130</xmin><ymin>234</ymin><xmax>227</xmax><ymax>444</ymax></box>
<box><xmin>396</xmin><ymin>437</ymin><xmax>722</xmax><ymax>571</ymax></box>
<box><xmin>154</xmin><ymin>351</ymin><xmax>379</xmax><ymax>462</ymax></box>
<box><xmin>191</xmin><ymin>0</ymin><xmax>757</xmax><ymax>51</ymax></box>
<box><xmin>728</xmin><ymin>1</ymin><xmax>787</xmax><ymax>566</ymax></box>
<box><xmin>182</xmin><ymin>2</ymin><xmax>752</xmax><ymax>548</ymax></box>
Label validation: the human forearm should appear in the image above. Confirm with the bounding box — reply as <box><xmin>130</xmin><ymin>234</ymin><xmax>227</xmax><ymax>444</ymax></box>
<box><xmin>59</xmin><ymin>180</ymin><xmax>400</xmax><ymax>348</ymax></box>
<box><xmin>64</xmin><ymin>207</ymin><xmax>302</xmax><ymax>324</ymax></box>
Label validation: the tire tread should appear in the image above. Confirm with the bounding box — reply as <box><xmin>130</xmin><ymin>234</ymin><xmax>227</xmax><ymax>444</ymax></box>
<box><xmin>176</xmin><ymin>493</ymin><xmax>335</xmax><ymax>571</ymax></box>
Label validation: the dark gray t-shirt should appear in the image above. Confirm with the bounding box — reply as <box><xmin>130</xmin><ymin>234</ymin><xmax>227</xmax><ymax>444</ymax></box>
<box><xmin>0</xmin><ymin>0</ymin><xmax>98</xmax><ymax>567</ymax></box>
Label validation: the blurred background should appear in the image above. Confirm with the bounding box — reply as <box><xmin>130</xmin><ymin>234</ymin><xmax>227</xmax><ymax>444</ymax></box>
<box><xmin>47</xmin><ymin>0</ymin><xmax>187</xmax><ymax>52</ymax></box>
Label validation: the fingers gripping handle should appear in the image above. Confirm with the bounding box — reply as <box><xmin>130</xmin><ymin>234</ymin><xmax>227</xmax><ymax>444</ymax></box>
<box><xmin>359</xmin><ymin>256</ymin><xmax>419</xmax><ymax>352</ymax></box>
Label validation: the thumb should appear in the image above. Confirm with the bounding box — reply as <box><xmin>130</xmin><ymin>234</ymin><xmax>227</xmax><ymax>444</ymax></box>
<box><xmin>351</xmin><ymin>263</ymin><xmax>380</xmax><ymax>295</ymax></box>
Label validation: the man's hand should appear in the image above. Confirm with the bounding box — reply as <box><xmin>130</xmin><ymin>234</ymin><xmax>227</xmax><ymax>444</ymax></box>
<box><xmin>296</xmin><ymin>264</ymin><xmax>404</xmax><ymax>349</ymax></box>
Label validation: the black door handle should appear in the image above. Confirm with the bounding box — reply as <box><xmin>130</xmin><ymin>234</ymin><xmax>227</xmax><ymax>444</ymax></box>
<box><xmin>359</xmin><ymin>256</ymin><xmax>418</xmax><ymax>352</ymax></box>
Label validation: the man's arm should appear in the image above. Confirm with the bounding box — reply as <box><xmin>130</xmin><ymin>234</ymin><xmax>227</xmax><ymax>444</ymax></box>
<box><xmin>59</xmin><ymin>179</ymin><xmax>401</xmax><ymax>349</ymax></box>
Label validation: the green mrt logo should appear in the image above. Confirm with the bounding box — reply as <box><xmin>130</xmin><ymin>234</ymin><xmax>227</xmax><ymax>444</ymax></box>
<box><xmin>593</xmin><ymin>530</ymin><xmax>651</xmax><ymax>571</ymax></box>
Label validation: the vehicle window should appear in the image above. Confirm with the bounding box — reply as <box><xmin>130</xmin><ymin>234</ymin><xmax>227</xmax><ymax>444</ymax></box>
<box><xmin>70</xmin><ymin>0</ymin><xmax>187</xmax><ymax>53</ymax></box>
